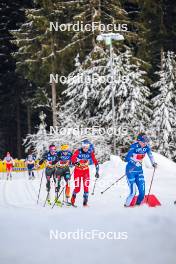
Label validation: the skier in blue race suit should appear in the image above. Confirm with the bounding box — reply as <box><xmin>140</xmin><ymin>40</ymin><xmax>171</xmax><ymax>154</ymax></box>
<box><xmin>25</xmin><ymin>151</ymin><xmax>36</xmax><ymax>180</ymax></box>
<box><xmin>124</xmin><ymin>133</ymin><xmax>157</xmax><ymax>207</ymax></box>
<box><xmin>39</xmin><ymin>145</ymin><xmax>58</xmax><ymax>204</ymax></box>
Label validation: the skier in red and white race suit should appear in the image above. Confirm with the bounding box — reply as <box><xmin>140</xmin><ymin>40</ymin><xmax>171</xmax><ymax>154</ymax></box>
<box><xmin>3</xmin><ymin>152</ymin><xmax>15</xmax><ymax>180</ymax></box>
<box><xmin>71</xmin><ymin>140</ymin><xmax>99</xmax><ymax>206</ymax></box>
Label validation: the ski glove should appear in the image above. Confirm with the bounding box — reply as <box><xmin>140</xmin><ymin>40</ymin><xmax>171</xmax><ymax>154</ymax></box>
<box><xmin>74</xmin><ymin>161</ymin><xmax>80</xmax><ymax>166</ymax></box>
<box><xmin>39</xmin><ymin>159</ymin><xmax>45</xmax><ymax>165</ymax></box>
<box><xmin>95</xmin><ymin>172</ymin><xmax>99</xmax><ymax>178</ymax></box>
<box><xmin>95</xmin><ymin>164</ymin><xmax>99</xmax><ymax>173</ymax></box>
<box><xmin>135</xmin><ymin>161</ymin><xmax>142</xmax><ymax>167</ymax></box>
<box><xmin>130</xmin><ymin>158</ymin><xmax>142</xmax><ymax>167</ymax></box>
<box><xmin>152</xmin><ymin>162</ymin><xmax>157</xmax><ymax>168</ymax></box>
<box><xmin>65</xmin><ymin>173</ymin><xmax>71</xmax><ymax>180</ymax></box>
<box><xmin>51</xmin><ymin>159</ymin><xmax>58</xmax><ymax>165</ymax></box>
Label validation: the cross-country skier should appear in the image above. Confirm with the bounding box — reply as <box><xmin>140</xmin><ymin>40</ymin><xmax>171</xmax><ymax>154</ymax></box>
<box><xmin>71</xmin><ymin>140</ymin><xmax>99</xmax><ymax>207</ymax></box>
<box><xmin>54</xmin><ymin>144</ymin><xmax>72</xmax><ymax>206</ymax></box>
<box><xmin>39</xmin><ymin>144</ymin><xmax>58</xmax><ymax>205</ymax></box>
<box><xmin>3</xmin><ymin>152</ymin><xmax>14</xmax><ymax>180</ymax></box>
<box><xmin>25</xmin><ymin>151</ymin><xmax>36</xmax><ymax>180</ymax></box>
<box><xmin>124</xmin><ymin>133</ymin><xmax>157</xmax><ymax>207</ymax></box>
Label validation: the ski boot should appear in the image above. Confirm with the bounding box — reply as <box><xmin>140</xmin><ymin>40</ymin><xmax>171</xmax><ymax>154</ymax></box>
<box><xmin>47</xmin><ymin>199</ymin><xmax>52</xmax><ymax>206</ymax></box>
<box><xmin>83</xmin><ymin>192</ymin><xmax>89</xmax><ymax>207</ymax></box>
<box><xmin>55</xmin><ymin>197</ymin><xmax>62</xmax><ymax>207</ymax></box>
<box><xmin>71</xmin><ymin>193</ymin><xmax>76</xmax><ymax>206</ymax></box>
<box><xmin>63</xmin><ymin>197</ymin><xmax>72</xmax><ymax>207</ymax></box>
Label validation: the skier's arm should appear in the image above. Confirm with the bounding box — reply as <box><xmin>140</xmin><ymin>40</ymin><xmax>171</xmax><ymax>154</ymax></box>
<box><xmin>125</xmin><ymin>144</ymin><xmax>142</xmax><ymax>167</ymax></box>
<box><xmin>12</xmin><ymin>158</ymin><xmax>15</xmax><ymax>166</ymax></box>
<box><xmin>147</xmin><ymin>147</ymin><xmax>157</xmax><ymax>168</ymax></box>
<box><xmin>71</xmin><ymin>150</ymin><xmax>80</xmax><ymax>165</ymax></box>
<box><xmin>91</xmin><ymin>152</ymin><xmax>99</xmax><ymax>178</ymax></box>
<box><xmin>51</xmin><ymin>152</ymin><xmax>61</xmax><ymax>165</ymax></box>
<box><xmin>125</xmin><ymin>146</ymin><xmax>135</xmax><ymax>163</ymax></box>
<box><xmin>69</xmin><ymin>152</ymin><xmax>73</xmax><ymax>167</ymax></box>
<box><xmin>91</xmin><ymin>152</ymin><xmax>98</xmax><ymax>166</ymax></box>
<box><xmin>38</xmin><ymin>152</ymin><xmax>47</xmax><ymax>165</ymax></box>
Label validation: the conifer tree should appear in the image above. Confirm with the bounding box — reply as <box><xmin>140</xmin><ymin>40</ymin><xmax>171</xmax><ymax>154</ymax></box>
<box><xmin>151</xmin><ymin>51</ymin><xmax>176</xmax><ymax>158</ymax></box>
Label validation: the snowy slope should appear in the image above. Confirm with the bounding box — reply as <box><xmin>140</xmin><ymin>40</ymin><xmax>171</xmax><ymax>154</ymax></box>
<box><xmin>0</xmin><ymin>153</ymin><xmax>176</xmax><ymax>264</ymax></box>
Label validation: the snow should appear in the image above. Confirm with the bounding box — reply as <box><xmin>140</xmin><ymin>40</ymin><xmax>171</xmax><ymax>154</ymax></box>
<box><xmin>0</xmin><ymin>153</ymin><xmax>176</xmax><ymax>264</ymax></box>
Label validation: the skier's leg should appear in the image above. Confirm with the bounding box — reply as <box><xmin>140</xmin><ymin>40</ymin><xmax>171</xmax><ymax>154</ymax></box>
<box><xmin>6</xmin><ymin>170</ymin><xmax>10</xmax><ymax>180</ymax></box>
<box><xmin>54</xmin><ymin>168</ymin><xmax>64</xmax><ymax>206</ymax></box>
<box><xmin>55</xmin><ymin>168</ymin><xmax>63</xmax><ymax>194</ymax></box>
<box><xmin>64</xmin><ymin>168</ymin><xmax>71</xmax><ymax>199</ymax></box>
<box><xmin>83</xmin><ymin>169</ymin><xmax>90</xmax><ymax>206</ymax></box>
<box><xmin>73</xmin><ymin>169</ymin><xmax>81</xmax><ymax>194</ymax></box>
<box><xmin>10</xmin><ymin>169</ymin><xmax>12</xmax><ymax>180</ymax></box>
<box><xmin>32</xmin><ymin>167</ymin><xmax>35</xmax><ymax>179</ymax></box>
<box><xmin>125</xmin><ymin>167</ymin><xmax>136</xmax><ymax>206</ymax></box>
<box><xmin>45</xmin><ymin>168</ymin><xmax>52</xmax><ymax>201</ymax></box>
<box><xmin>71</xmin><ymin>169</ymin><xmax>81</xmax><ymax>205</ymax></box>
<box><xmin>55</xmin><ymin>175</ymin><xmax>62</xmax><ymax>198</ymax></box>
<box><xmin>28</xmin><ymin>170</ymin><xmax>31</xmax><ymax>180</ymax></box>
<box><xmin>135</xmin><ymin>173</ymin><xmax>145</xmax><ymax>205</ymax></box>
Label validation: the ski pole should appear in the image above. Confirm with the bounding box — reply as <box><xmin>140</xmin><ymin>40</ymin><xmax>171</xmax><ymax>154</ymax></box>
<box><xmin>52</xmin><ymin>187</ymin><xmax>65</xmax><ymax>209</ymax></box>
<box><xmin>37</xmin><ymin>169</ymin><xmax>44</xmax><ymax>204</ymax></box>
<box><xmin>62</xmin><ymin>180</ymin><xmax>65</xmax><ymax>203</ymax></box>
<box><xmin>91</xmin><ymin>178</ymin><xmax>98</xmax><ymax>195</ymax></box>
<box><xmin>146</xmin><ymin>167</ymin><xmax>156</xmax><ymax>203</ymax></box>
<box><xmin>101</xmin><ymin>174</ymin><xmax>126</xmax><ymax>195</ymax></box>
<box><xmin>43</xmin><ymin>192</ymin><xmax>50</xmax><ymax>207</ymax></box>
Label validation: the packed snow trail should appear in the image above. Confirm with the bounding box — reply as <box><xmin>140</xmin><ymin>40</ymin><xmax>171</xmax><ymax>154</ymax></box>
<box><xmin>0</xmin><ymin>153</ymin><xmax>176</xmax><ymax>264</ymax></box>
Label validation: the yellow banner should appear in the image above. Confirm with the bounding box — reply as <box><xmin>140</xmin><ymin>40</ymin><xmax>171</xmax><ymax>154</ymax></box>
<box><xmin>0</xmin><ymin>160</ymin><xmax>46</xmax><ymax>173</ymax></box>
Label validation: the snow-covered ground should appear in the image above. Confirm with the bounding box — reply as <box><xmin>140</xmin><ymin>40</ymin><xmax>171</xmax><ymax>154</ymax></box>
<box><xmin>0</xmin><ymin>153</ymin><xmax>176</xmax><ymax>264</ymax></box>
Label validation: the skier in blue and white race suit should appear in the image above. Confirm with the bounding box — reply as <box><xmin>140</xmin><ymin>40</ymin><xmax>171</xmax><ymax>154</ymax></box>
<box><xmin>25</xmin><ymin>152</ymin><xmax>36</xmax><ymax>180</ymax></box>
<box><xmin>124</xmin><ymin>133</ymin><xmax>157</xmax><ymax>207</ymax></box>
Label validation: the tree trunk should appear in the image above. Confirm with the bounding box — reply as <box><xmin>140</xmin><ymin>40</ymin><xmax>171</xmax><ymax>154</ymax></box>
<box><xmin>27</xmin><ymin>104</ymin><xmax>32</xmax><ymax>134</ymax></box>
<box><xmin>51</xmin><ymin>79</ymin><xmax>57</xmax><ymax>127</ymax></box>
<box><xmin>51</xmin><ymin>38</ymin><xmax>57</xmax><ymax>127</ymax></box>
<box><xmin>16</xmin><ymin>88</ymin><xmax>22</xmax><ymax>158</ymax></box>
<box><xmin>160</xmin><ymin>46</ymin><xmax>164</xmax><ymax>70</ymax></box>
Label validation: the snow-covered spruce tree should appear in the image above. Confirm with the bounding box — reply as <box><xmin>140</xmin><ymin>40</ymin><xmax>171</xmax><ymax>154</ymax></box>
<box><xmin>23</xmin><ymin>111</ymin><xmax>50</xmax><ymax>158</ymax></box>
<box><xmin>115</xmin><ymin>50</ymin><xmax>152</xmax><ymax>152</ymax></box>
<box><xmin>151</xmin><ymin>51</ymin><xmax>176</xmax><ymax>159</ymax></box>
<box><xmin>62</xmin><ymin>45</ymin><xmax>110</xmax><ymax>123</ymax></box>
<box><xmin>97</xmin><ymin>49</ymin><xmax>151</xmax><ymax>153</ymax></box>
